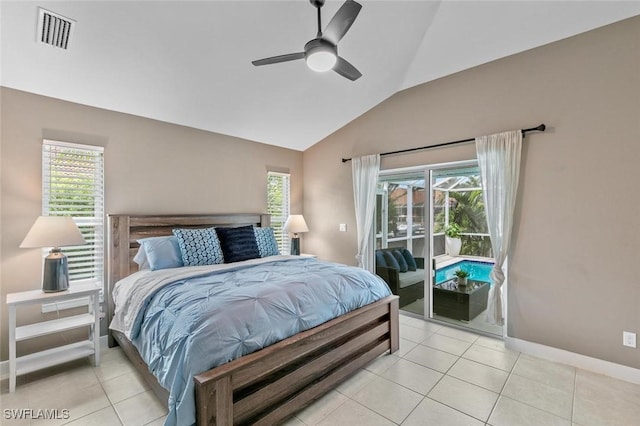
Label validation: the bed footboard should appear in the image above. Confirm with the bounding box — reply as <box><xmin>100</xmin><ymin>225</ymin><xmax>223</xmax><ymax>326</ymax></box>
<box><xmin>194</xmin><ymin>295</ymin><xmax>399</xmax><ymax>426</ymax></box>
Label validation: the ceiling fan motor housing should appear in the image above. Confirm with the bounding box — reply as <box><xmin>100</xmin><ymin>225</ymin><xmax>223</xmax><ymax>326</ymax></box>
<box><xmin>304</xmin><ymin>38</ymin><xmax>337</xmax><ymax>72</ymax></box>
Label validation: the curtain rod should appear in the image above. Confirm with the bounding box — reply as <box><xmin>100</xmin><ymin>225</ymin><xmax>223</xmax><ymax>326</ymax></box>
<box><xmin>341</xmin><ymin>124</ymin><xmax>546</xmax><ymax>163</ymax></box>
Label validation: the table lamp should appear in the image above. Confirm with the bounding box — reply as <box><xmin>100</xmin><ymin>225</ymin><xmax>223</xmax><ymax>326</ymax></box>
<box><xmin>283</xmin><ymin>215</ymin><xmax>309</xmax><ymax>256</ymax></box>
<box><xmin>20</xmin><ymin>216</ymin><xmax>87</xmax><ymax>292</ymax></box>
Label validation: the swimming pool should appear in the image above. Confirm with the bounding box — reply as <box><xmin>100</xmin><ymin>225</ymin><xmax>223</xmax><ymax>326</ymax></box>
<box><xmin>435</xmin><ymin>260</ymin><xmax>494</xmax><ymax>284</ymax></box>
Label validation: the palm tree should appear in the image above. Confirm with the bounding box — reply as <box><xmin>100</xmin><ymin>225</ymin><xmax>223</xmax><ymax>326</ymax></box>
<box><xmin>449</xmin><ymin>189</ymin><xmax>487</xmax><ymax>234</ymax></box>
<box><xmin>448</xmin><ymin>183</ymin><xmax>492</xmax><ymax>257</ymax></box>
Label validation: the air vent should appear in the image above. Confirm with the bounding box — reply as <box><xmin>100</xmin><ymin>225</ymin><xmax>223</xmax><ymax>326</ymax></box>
<box><xmin>37</xmin><ymin>8</ymin><xmax>76</xmax><ymax>50</ymax></box>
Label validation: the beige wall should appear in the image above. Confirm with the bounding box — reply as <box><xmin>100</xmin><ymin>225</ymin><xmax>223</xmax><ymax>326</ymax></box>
<box><xmin>0</xmin><ymin>88</ymin><xmax>303</xmax><ymax>360</ymax></box>
<box><xmin>303</xmin><ymin>16</ymin><xmax>640</xmax><ymax>369</ymax></box>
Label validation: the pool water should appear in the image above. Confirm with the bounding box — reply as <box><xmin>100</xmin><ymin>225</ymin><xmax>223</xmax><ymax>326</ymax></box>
<box><xmin>435</xmin><ymin>260</ymin><xmax>494</xmax><ymax>284</ymax></box>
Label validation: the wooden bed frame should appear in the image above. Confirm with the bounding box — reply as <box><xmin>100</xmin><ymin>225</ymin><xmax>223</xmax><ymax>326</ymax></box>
<box><xmin>107</xmin><ymin>213</ymin><xmax>399</xmax><ymax>425</ymax></box>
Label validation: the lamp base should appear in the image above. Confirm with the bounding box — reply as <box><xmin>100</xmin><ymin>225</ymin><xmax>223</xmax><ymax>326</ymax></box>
<box><xmin>43</xmin><ymin>249</ymin><xmax>69</xmax><ymax>292</ymax></box>
<box><xmin>290</xmin><ymin>237</ymin><xmax>300</xmax><ymax>256</ymax></box>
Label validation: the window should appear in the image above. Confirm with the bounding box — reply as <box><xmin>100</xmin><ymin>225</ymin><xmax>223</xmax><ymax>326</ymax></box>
<box><xmin>43</xmin><ymin>140</ymin><xmax>104</xmax><ymax>290</ymax></box>
<box><xmin>267</xmin><ymin>172</ymin><xmax>290</xmax><ymax>254</ymax></box>
<box><xmin>375</xmin><ymin>175</ymin><xmax>426</xmax><ymax>255</ymax></box>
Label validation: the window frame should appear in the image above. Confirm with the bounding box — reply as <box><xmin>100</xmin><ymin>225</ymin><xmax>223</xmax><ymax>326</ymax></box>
<box><xmin>267</xmin><ymin>171</ymin><xmax>291</xmax><ymax>255</ymax></box>
<box><xmin>41</xmin><ymin>140</ymin><xmax>105</xmax><ymax>311</ymax></box>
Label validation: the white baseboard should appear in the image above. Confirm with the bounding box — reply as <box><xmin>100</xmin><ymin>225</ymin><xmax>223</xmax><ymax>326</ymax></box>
<box><xmin>505</xmin><ymin>336</ymin><xmax>640</xmax><ymax>385</ymax></box>
<box><xmin>0</xmin><ymin>335</ymin><xmax>108</xmax><ymax>381</ymax></box>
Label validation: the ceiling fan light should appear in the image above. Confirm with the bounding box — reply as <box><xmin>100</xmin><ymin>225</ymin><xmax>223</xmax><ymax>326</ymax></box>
<box><xmin>306</xmin><ymin>50</ymin><xmax>337</xmax><ymax>72</ymax></box>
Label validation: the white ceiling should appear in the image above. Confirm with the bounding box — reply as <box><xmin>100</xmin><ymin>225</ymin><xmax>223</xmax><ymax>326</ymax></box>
<box><xmin>2</xmin><ymin>1</ymin><xmax>639</xmax><ymax>151</ymax></box>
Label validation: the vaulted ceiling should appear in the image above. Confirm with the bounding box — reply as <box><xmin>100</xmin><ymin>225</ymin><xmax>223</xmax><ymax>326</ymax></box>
<box><xmin>2</xmin><ymin>1</ymin><xmax>639</xmax><ymax>150</ymax></box>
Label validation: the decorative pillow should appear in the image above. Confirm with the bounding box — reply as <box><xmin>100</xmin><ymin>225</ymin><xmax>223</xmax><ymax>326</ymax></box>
<box><xmin>254</xmin><ymin>227</ymin><xmax>279</xmax><ymax>257</ymax></box>
<box><xmin>133</xmin><ymin>246</ymin><xmax>150</xmax><ymax>270</ymax></box>
<box><xmin>392</xmin><ymin>250</ymin><xmax>409</xmax><ymax>273</ymax></box>
<box><xmin>382</xmin><ymin>251</ymin><xmax>400</xmax><ymax>271</ymax></box>
<box><xmin>400</xmin><ymin>248</ymin><xmax>417</xmax><ymax>271</ymax></box>
<box><xmin>215</xmin><ymin>226</ymin><xmax>261</xmax><ymax>263</ymax></box>
<box><xmin>172</xmin><ymin>227</ymin><xmax>224</xmax><ymax>266</ymax></box>
<box><xmin>137</xmin><ymin>236</ymin><xmax>183</xmax><ymax>271</ymax></box>
<box><xmin>375</xmin><ymin>250</ymin><xmax>387</xmax><ymax>268</ymax></box>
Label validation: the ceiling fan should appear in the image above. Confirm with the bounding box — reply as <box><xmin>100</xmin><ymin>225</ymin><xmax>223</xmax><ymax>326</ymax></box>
<box><xmin>252</xmin><ymin>0</ymin><xmax>363</xmax><ymax>81</ymax></box>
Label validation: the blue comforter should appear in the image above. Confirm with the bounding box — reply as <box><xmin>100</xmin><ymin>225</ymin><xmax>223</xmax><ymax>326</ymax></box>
<box><xmin>115</xmin><ymin>257</ymin><xmax>391</xmax><ymax>426</ymax></box>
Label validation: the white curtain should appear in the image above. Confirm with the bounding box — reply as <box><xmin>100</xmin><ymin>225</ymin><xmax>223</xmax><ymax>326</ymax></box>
<box><xmin>475</xmin><ymin>130</ymin><xmax>522</xmax><ymax>326</ymax></box>
<box><xmin>351</xmin><ymin>154</ymin><xmax>380</xmax><ymax>271</ymax></box>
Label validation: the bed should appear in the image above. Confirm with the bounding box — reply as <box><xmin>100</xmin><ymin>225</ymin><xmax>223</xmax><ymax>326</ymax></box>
<box><xmin>107</xmin><ymin>213</ymin><xmax>399</xmax><ymax>426</ymax></box>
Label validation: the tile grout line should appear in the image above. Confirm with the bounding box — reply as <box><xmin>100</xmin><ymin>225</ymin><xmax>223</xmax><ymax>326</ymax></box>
<box><xmin>493</xmin><ymin>354</ymin><xmax>577</xmax><ymax>423</ymax></box>
<box><xmin>334</xmin><ymin>357</ymin><xmax>419</xmax><ymax>425</ymax></box>
<box><xmin>296</xmin><ymin>390</ymin><xmax>350</xmax><ymax>426</ymax></box>
<box><xmin>485</xmin><ymin>350</ymin><xmax>522</xmax><ymax>424</ymax></box>
<box><xmin>438</xmin><ymin>340</ymin><xmax>498</xmax><ymax>424</ymax></box>
<box><xmin>349</xmin><ymin>341</ymin><xmax>474</xmax><ymax>425</ymax></box>
<box><xmin>405</xmin><ymin>337</ymin><xmax>497</xmax><ymax>425</ymax></box>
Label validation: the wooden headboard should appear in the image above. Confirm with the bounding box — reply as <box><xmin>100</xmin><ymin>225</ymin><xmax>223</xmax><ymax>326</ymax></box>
<box><xmin>107</xmin><ymin>213</ymin><xmax>270</xmax><ymax>334</ymax></box>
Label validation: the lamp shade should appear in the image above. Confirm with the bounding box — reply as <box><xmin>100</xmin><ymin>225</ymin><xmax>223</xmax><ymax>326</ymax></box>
<box><xmin>283</xmin><ymin>215</ymin><xmax>309</xmax><ymax>234</ymax></box>
<box><xmin>20</xmin><ymin>216</ymin><xmax>86</xmax><ymax>248</ymax></box>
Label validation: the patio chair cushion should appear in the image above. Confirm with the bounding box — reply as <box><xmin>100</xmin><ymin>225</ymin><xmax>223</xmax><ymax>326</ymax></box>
<box><xmin>382</xmin><ymin>251</ymin><xmax>400</xmax><ymax>271</ymax></box>
<box><xmin>375</xmin><ymin>250</ymin><xmax>388</xmax><ymax>268</ymax></box>
<box><xmin>400</xmin><ymin>248</ymin><xmax>417</xmax><ymax>271</ymax></box>
<box><xmin>398</xmin><ymin>269</ymin><xmax>424</xmax><ymax>288</ymax></box>
<box><xmin>392</xmin><ymin>250</ymin><xmax>408</xmax><ymax>272</ymax></box>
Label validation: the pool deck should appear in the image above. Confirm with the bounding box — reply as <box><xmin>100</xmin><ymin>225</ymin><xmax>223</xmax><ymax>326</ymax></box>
<box><xmin>434</xmin><ymin>254</ymin><xmax>494</xmax><ymax>269</ymax></box>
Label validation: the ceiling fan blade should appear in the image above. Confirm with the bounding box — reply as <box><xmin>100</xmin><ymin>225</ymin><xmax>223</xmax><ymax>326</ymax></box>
<box><xmin>323</xmin><ymin>0</ymin><xmax>362</xmax><ymax>45</ymax></box>
<box><xmin>252</xmin><ymin>52</ymin><xmax>305</xmax><ymax>66</ymax></box>
<box><xmin>333</xmin><ymin>56</ymin><xmax>362</xmax><ymax>81</ymax></box>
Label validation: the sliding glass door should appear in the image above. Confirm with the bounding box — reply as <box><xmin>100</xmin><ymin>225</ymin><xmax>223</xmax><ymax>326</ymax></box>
<box><xmin>375</xmin><ymin>172</ymin><xmax>427</xmax><ymax>316</ymax></box>
<box><xmin>375</xmin><ymin>162</ymin><xmax>502</xmax><ymax>336</ymax></box>
<box><xmin>429</xmin><ymin>164</ymin><xmax>502</xmax><ymax>336</ymax></box>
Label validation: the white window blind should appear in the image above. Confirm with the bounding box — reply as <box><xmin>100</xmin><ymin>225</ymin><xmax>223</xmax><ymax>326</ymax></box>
<box><xmin>267</xmin><ymin>172</ymin><xmax>290</xmax><ymax>254</ymax></box>
<box><xmin>43</xmin><ymin>140</ymin><xmax>104</xmax><ymax>288</ymax></box>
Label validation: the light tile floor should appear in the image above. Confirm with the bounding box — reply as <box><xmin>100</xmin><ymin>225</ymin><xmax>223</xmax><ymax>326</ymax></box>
<box><xmin>2</xmin><ymin>316</ymin><xmax>639</xmax><ymax>425</ymax></box>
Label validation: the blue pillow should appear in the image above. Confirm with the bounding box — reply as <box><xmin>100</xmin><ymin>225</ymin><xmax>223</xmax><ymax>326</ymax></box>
<box><xmin>392</xmin><ymin>250</ymin><xmax>408</xmax><ymax>272</ymax></box>
<box><xmin>172</xmin><ymin>227</ymin><xmax>224</xmax><ymax>266</ymax></box>
<box><xmin>215</xmin><ymin>226</ymin><xmax>261</xmax><ymax>263</ymax></box>
<box><xmin>254</xmin><ymin>227</ymin><xmax>280</xmax><ymax>257</ymax></box>
<box><xmin>401</xmin><ymin>248</ymin><xmax>417</xmax><ymax>271</ymax></box>
<box><xmin>382</xmin><ymin>251</ymin><xmax>400</xmax><ymax>271</ymax></box>
<box><xmin>137</xmin><ymin>236</ymin><xmax>183</xmax><ymax>271</ymax></box>
<box><xmin>133</xmin><ymin>245</ymin><xmax>150</xmax><ymax>270</ymax></box>
<box><xmin>375</xmin><ymin>250</ymin><xmax>387</xmax><ymax>268</ymax></box>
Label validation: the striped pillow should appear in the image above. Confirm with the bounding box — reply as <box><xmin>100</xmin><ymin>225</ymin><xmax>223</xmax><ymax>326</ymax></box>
<box><xmin>215</xmin><ymin>226</ymin><xmax>261</xmax><ymax>263</ymax></box>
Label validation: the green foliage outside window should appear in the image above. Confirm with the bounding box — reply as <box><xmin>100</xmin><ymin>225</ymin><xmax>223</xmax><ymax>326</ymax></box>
<box><xmin>434</xmin><ymin>177</ymin><xmax>492</xmax><ymax>257</ymax></box>
<box><xmin>44</xmin><ymin>142</ymin><xmax>104</xmax><ymax>284</ymax></box>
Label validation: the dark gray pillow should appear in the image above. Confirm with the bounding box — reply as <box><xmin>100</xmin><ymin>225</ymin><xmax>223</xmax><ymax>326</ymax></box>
<box><xmin>375</xmin><ymin>250</ymin><xmax>387</xmax><ymax>268</ymax></box>
<box><xmin>401</xmin><ymin>248</ymin><xmax>417</xmax><ymax>271</ymax></box>
<box><xmin>392</xmin><ymin>250</ymin><xmax>408</xmax><ymax>272</ymax></box>
<box><xmin>215</xmin><ymin>226</ymin><xmax>260</xmax><ymax>263</ymax></box>
<box><xmin>382</xmin><ymin>251</ymin><xmax>400</xmax><ymax>270</ymax></box>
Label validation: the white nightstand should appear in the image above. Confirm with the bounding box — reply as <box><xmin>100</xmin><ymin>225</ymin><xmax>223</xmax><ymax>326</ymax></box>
<box><xmin>6</xmin><ymin>282</ymin><xmax>102</xmax><ymax>393</ymax></box>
